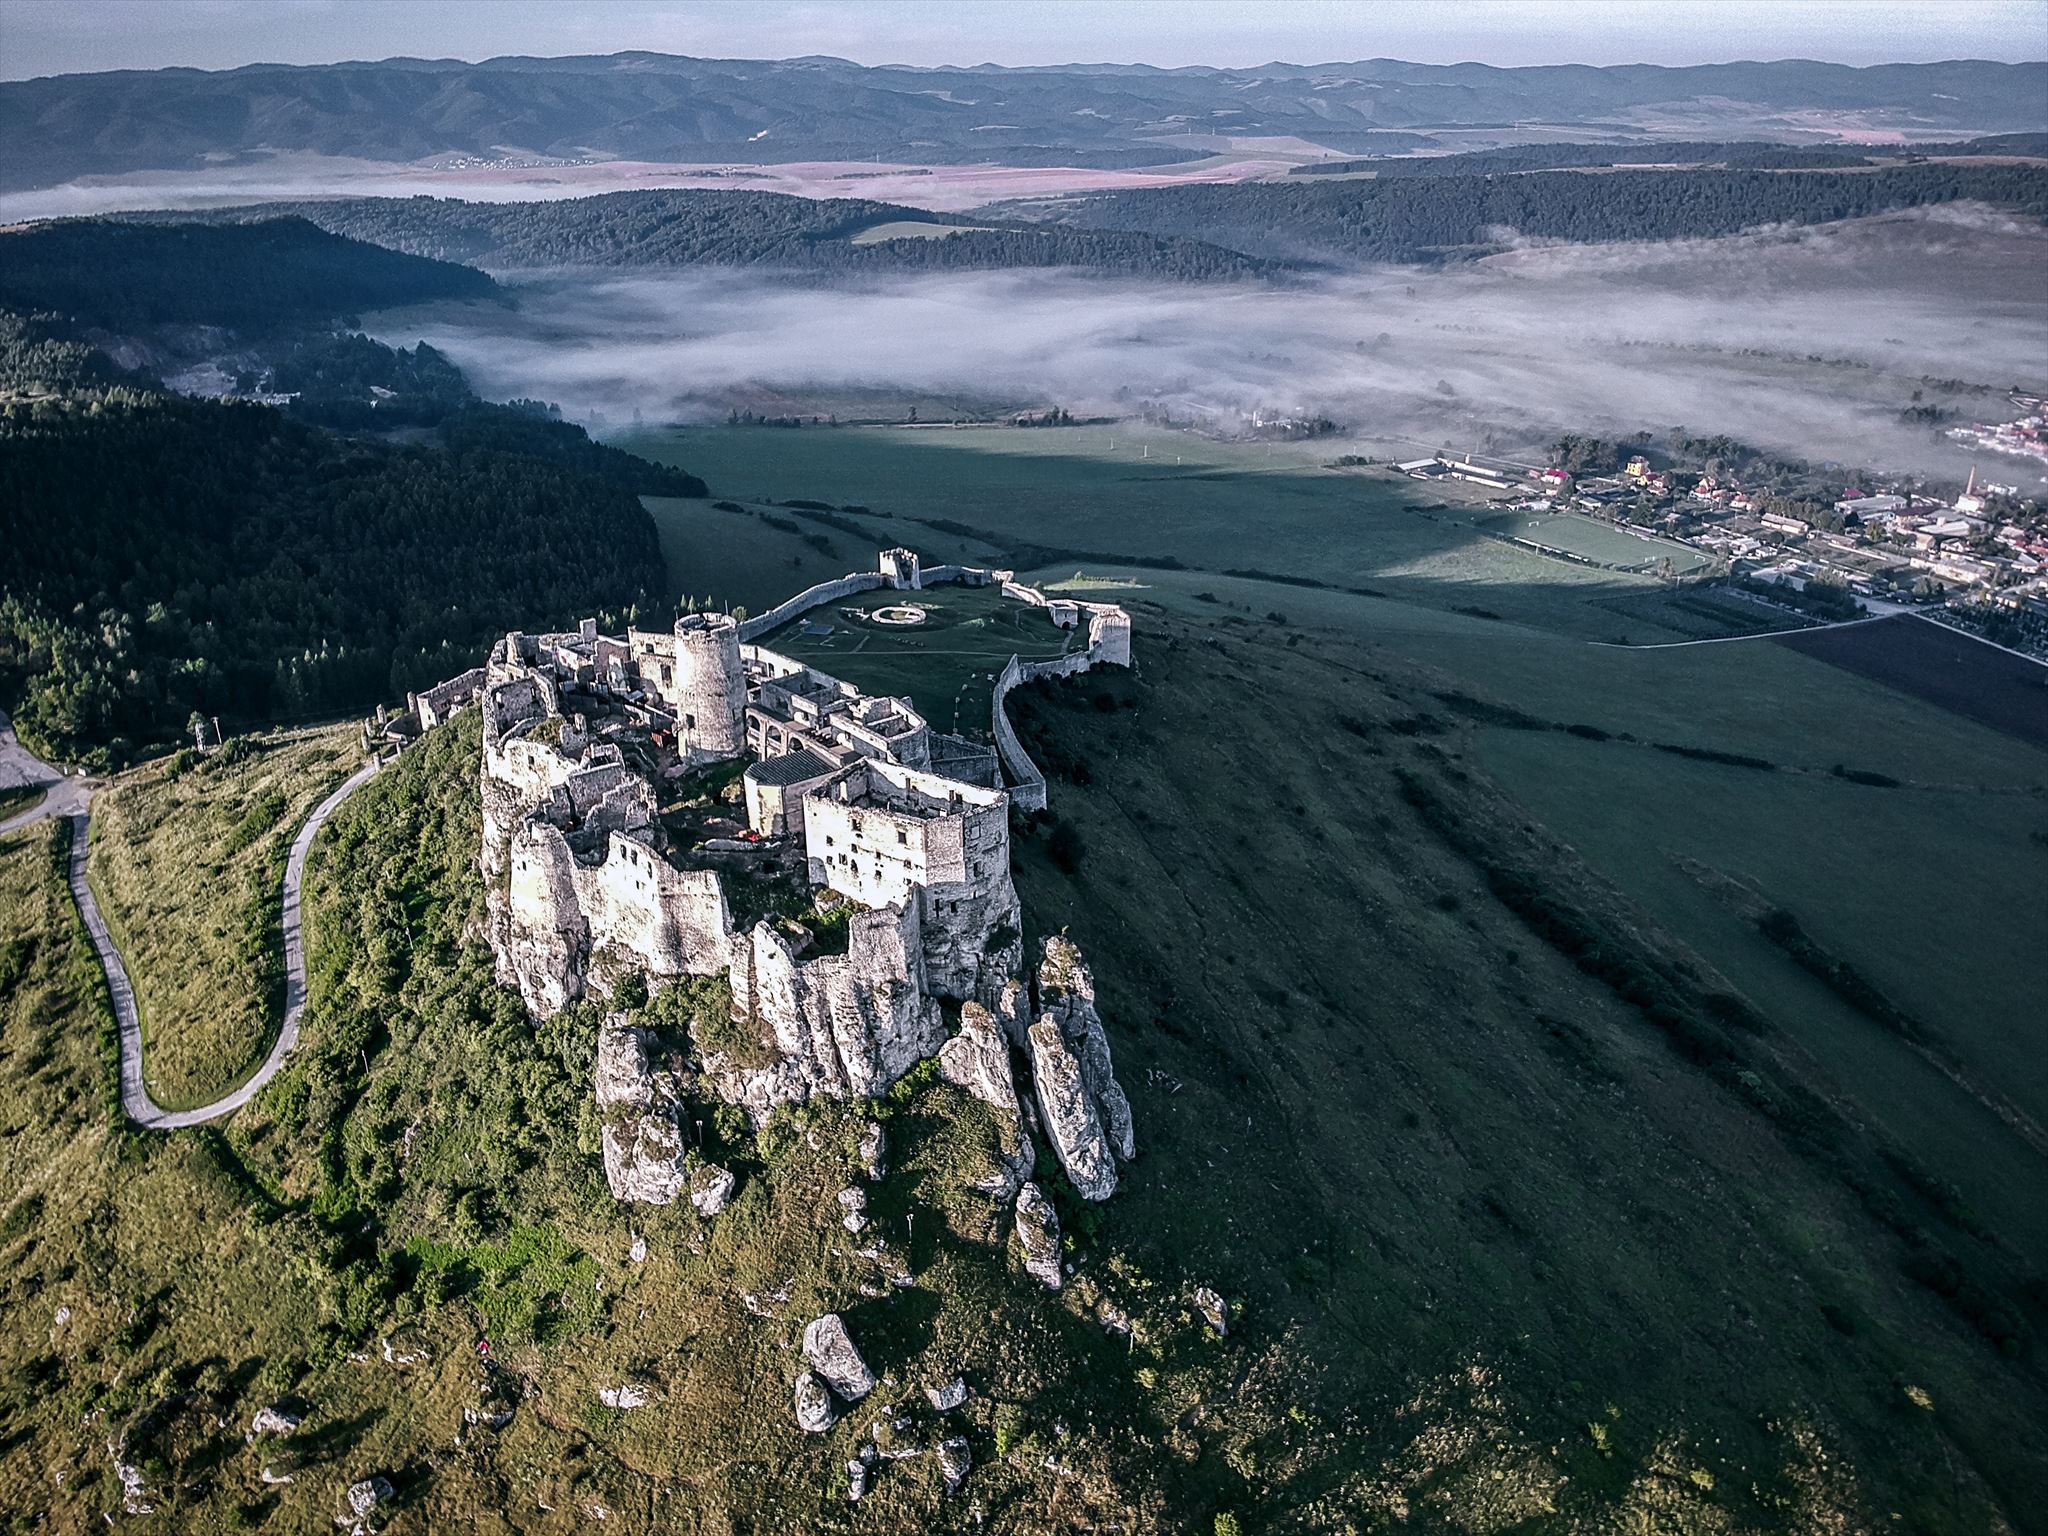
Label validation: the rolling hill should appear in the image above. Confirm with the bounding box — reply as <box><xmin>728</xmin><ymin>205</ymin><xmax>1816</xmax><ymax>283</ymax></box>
<box><xmin>2</xmin><ymin>53</ymin><xmax>2044</xmax><ymax>193</ymax></box>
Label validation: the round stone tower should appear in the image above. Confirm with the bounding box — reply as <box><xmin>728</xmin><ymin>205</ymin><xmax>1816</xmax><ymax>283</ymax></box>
<box><xmin>673</xmin><ymin>612</ymin><xmax>747</xmax><ymax>758</ymax></box>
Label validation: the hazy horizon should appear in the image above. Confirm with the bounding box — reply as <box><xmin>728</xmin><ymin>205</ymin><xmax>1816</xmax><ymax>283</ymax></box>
<box><xmin>7</xmin><ymin>0</ymin><xmax>2045</xmax><ymax>82</ymax></box>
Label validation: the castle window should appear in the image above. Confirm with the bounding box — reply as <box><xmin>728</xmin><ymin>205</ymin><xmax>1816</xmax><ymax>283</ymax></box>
<box><xmin>896</xmin><ymin>829</ymin><xmax>908</xmax><ymax>846</ymax></box>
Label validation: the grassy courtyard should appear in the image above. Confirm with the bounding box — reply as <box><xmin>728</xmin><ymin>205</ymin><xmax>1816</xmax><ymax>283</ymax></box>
<box><xmin>762</xmin><ymin>585</ymin><xmax>1079</xmax><ymax>735</ymax></box>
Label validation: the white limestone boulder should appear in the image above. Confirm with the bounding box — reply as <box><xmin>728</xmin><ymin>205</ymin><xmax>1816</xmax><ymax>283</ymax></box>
<box><xmin>1012</xmin><ymin>1182</ymin><xmax>1063</xmax><ymax>1290</ymax></box>
<box><xmin>801</xmin><ymin>1313</ymin><xmax>876</xmax><ymax>1402</ymax></box>
<box><xmin>794</xmin><ymin>1370</ymin><xmax>838</xmax><ymax>1434</ymax></box>
<box><xmin>595</xmin><ymin>1018</ymin><xmax>688</xmax><ymax>1204</ymax></box>
<box><xmin>690</xmin><ymin>1163</ymin><xmax>736</xmax><ymax>1218</ymax></box>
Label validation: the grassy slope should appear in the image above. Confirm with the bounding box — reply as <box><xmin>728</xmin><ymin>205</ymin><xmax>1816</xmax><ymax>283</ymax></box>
<box><xmin>0</xmin><ymin>823</ymin><xmax>325</xmax><ymax>1527</ymax></box>
<box><xmin>0</xmin><ymin>620</ymin><xmax>2041</xmax><ymax>1527</ymax></box>
<box><xmin>1005</xmin><ymin>612</ymin><xmax>2048</xmax><ymax>1530</ymax></box>
<box><xmin>87</xmin><ymin>725</ymin><xmax>359</xmax><ymax>1107</ymax></box>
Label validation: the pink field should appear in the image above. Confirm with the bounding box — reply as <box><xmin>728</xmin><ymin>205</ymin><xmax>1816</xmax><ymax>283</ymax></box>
<box><xmin>7</xmin><ymin>153</ymin><xmax>1294</xmax><ymax>222</ymax></box>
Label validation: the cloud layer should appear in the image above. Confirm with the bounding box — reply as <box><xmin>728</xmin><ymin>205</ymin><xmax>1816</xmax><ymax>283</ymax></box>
<box><xmin>370</xmin><ymin>206</ymin><xmax>2047</xmax><ymax>482</ymax></box>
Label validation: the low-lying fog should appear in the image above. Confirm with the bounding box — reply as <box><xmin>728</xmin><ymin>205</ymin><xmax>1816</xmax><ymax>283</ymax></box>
<box><xmin>370</xmin><ymin>205</ymin><xmax>2048</xmax><ymax>482</ymax></box>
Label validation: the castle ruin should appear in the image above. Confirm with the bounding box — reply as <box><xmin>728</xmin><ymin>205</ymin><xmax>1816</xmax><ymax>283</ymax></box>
<box><xmin>463</xmin><ymin>552</ymin><xmax>1137</xmax><ymax>1207</ymax></box>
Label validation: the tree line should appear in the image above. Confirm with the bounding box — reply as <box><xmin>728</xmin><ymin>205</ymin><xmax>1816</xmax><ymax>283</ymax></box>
<box><xmin>1064</xmin><ymin>162</ymin><xmax>2048</xmax><ymax>264</ymax></box>
<box><xmin>146</xmin><ymin>191</ymin><xmax>1279</xmax><ymax>281</ymax></box>
<box><xmin>0</xmin><ymin>217</ymin><xmax>497</xmax><ymax>331</ymax></box>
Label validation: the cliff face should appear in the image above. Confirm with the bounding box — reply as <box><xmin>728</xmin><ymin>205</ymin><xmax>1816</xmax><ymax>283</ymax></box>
<box><xmin>595</xmin><ymin>1018</ymin><xmax>688</xmax><ymax>1205</ymax></box>
<box><xmin>1026</xmin><ymin>938</ymin><xmax>1135</xmax><ymax>1201</ymax></box>
<box><xmin>710</xmin><ymin>905</ymin><xmax>945</xmax><ymax>1120</ymax></box>
<box><xmin>921</xmin><ymin>876</ymin><xmax>1024</xmax><ymax>1009</ymax></box>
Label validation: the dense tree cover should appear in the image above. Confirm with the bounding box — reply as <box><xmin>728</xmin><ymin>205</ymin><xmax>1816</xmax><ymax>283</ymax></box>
<box><xmin>1067</xmin><ymin>162</ymin><xmax>2048</xmax><ymax>264</ymax></box>
<box><xmin>0</xmin><ymin>217</ymin><xmax>497</xmax><ymax>331</ymax></box>
<box><xmin>158</xmin><ymin>191</ymin><xmax>1279</xmax><ymax>280</ymax></box>
<box><xmin>437</xmin><ymin>399</ymin><xmax>707</xmax><ymax>499</ymax></box>
<box><xmin>271</xmin><ymin>332</ymin><xmax>475</xmax><ymax>428</ymax></box>
<box><xmin>0</xmin><ymin>377</ymin><xmax>676</xmax><ymax>764</ymax></box>
<box><xmin>0</xmin><ymin>309</ymin><xmax>154</xmax><ymax>397</ymax></box>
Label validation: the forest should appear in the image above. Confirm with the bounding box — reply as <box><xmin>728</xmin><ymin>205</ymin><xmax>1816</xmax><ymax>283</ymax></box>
<box><xmin>0</xmin><ymin>324</ymin><xmax>698</xmax><ymax>764</ymax></box>
<box><xmin>0</xmin><ymin>217</ymin><xmax>498</xmax><ymax>330</ymax></box>
<box><xmin>151</xmin><ymin>191</ymin><xmax>1278</xmax><ymax>280</ymax></box>
<box><xmin>1062</xmin><ymin>161</ymin><xmax>2048</xmax><ymax>263</ymax></box>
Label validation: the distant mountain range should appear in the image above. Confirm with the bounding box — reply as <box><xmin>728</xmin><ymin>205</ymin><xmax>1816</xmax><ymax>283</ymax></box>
<box><xmin>3</xmin><ymin>52</ymin><xmax>2045</xmax><ymax>193</ymax></box>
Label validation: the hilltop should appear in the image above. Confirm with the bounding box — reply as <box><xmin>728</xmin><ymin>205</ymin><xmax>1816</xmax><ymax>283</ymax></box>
<box><xmin>3</xmin><ymin>54</ymin><xmax>2045</xmax><ymax>192</ymax></box>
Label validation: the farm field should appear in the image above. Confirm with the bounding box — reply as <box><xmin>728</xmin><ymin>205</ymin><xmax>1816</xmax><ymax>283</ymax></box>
<box><xmin>615</xmin><ymin>424</ymin><xmax>1674</xmax><ymax>640</ymax></box>
<box><xmin>1778</xmin><ymin>613</ymin><xmax>2048</xmax><ymax>748</ymax></box>
<box><xmin>848</xmin><ymin>219</ymin><xmax>994</xmax><ymax>244</ymax></box>
<box><xmin>642</xmin><ymin>495</ymin><xmax>870</xmax><ymax>615</ymax></box>
<box><xmin>762</xmin><ymin>585</ymin><xmax>1077</xmax><ymax>734</ymax></box>
<box><xmin>85</xmin><ymin>724</ymin><xmax>359</xmax><ymax>1107</ymax></box>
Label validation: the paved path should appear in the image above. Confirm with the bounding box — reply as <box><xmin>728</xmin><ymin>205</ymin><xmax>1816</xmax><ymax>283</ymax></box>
<box><xmin>1587</xmin><ymin>612</ymin><xmax>1893</xmax><ymax>651</ymax></box>
<box><xmin>3</xmin><ymin>713</ymin><xmax>381</xmax><ymax>1129</ymax></box>
<box><xmin>0</xmin><ymin>715</ymin><xmax>94</xmax><ymax>834</ymax></box>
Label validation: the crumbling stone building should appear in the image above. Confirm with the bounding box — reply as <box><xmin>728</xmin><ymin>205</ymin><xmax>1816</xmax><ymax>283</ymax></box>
<box><xmin>472</xmin><ymin>550</ymin><xmax>1136</xmax><ymax>1202</ymax></box>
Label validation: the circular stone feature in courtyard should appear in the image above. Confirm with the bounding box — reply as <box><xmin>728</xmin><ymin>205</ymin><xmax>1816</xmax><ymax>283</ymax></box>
<box><xmin>871</xmin><ymin>605</ymin><xmax>929</xmax><ymax>626</ymax></box>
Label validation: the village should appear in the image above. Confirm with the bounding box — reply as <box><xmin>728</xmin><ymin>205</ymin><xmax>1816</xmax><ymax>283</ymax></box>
<box><xmin>1398</xmin><ymin>398</ymin><xmax>2048</xmax><ymax>653</ymax></box>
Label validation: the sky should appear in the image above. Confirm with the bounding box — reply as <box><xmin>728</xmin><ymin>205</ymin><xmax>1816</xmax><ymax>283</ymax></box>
<box><xmin>3</xmin><ymin>0</ymin><xmax>2043</xmax><ymax>80</ymax></box>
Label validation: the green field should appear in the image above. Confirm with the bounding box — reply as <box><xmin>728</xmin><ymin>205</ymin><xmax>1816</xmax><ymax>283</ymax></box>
<box><xmin>618</xmin><ymin>424</ymin><xmax>1677</xmax><ymax>640</ymax></box>
<box><xmin>643</xmin><ymin>495</ymin><xmax>868</xmax><ymax>615</ymax></box>
<box><xmin>762</xmin><ymin>585</ymin><xmax>1078</xmax><ymax>734</ymax></box>
<box><xmin>1472</xmin><ymin>505</ymin><xmax>1714</xmax><ymax>574</ymax></box>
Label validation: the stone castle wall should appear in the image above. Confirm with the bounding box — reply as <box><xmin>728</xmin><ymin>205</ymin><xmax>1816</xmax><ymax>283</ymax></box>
<box><xmin>736</xmin><ymin>572</ymin><xmax>886</xmax><ymax>642</ymax></box>
<box><xmin>498</xmin><ymin>819</ymin><xmax>731</xmax><ymax>1014</ymax></box>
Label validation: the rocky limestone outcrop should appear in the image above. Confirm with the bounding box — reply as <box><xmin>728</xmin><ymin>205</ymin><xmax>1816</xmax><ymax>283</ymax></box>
<box><xmin>857</xmin><ymin>1121</ymin><xmax>887</xmax><ymax>1180</ymax></box>
<box><xmin>802</xmin><ymin>1313</ymin><xmax>877</xmax><ymax>1402</ymax></box>
<box><xmin>347</xmin><ymin>1475</ymin><xmax>394</xmax><ymax>1517</ymax></box>
<box><xmin>926</xmin><ymin>1377</ymin><xmax>970</xmax><ymax>1412</ymax></box>
<box><xmin>690</xmin><ymin>1163</ymin><xmax>736</xmax><ymax>1217</ymax></box>
<box><xmin>939</xmin><ymin>1002</ymin><xmax>1036</xmax><ymax>1198</ymax></box>
<box><xmin>938</xmin><ymin>1435</ymin><xmax>973</xmax><ymax>1494</ymax></box>
<box><xmin>838</xmin><ymin>1186</ymin><xmax>869</xmax><ymax>1234</ymax></box>
<box><xmin>1028</xmin><ymin>939</ymin><xmax>1132</xmax><ymax>1200</ymax></box>
<box><xmin>795</xmin><ymin>1370</ymin><xmax>839</xmax><ymax>1433</ymax></box>
<box><xmin>595</xmin><ymin>1019</ymin><xmax>687</xmax><ymax>1204</ymax></box>
<box><xmin>708</xmin><ymin>907</ymin><xmax>943</xmax><ymax>1120</ymax></box>
<box><xmin>1012</xmin><ymin>1181</ymin><xmax>1062</xmax><ymax>1290</ymax></box>
<box><xmin>248</xmin><ymin>1404</ymin><xmax>300</xmax><ymax>1439</ymax></box>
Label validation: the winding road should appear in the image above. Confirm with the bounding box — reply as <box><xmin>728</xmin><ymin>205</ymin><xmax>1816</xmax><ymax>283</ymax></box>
<box><xmin>0</xmin><ymin>714</ymin><xmax>380</xmax><ymax>1129</ymax></box>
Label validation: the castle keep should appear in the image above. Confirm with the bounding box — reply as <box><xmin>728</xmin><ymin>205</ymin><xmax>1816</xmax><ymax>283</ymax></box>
<box><xmin>465</xmin><ymin>552</ymin><xmax>1138</xmax><ymax>1208</ymax></box>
